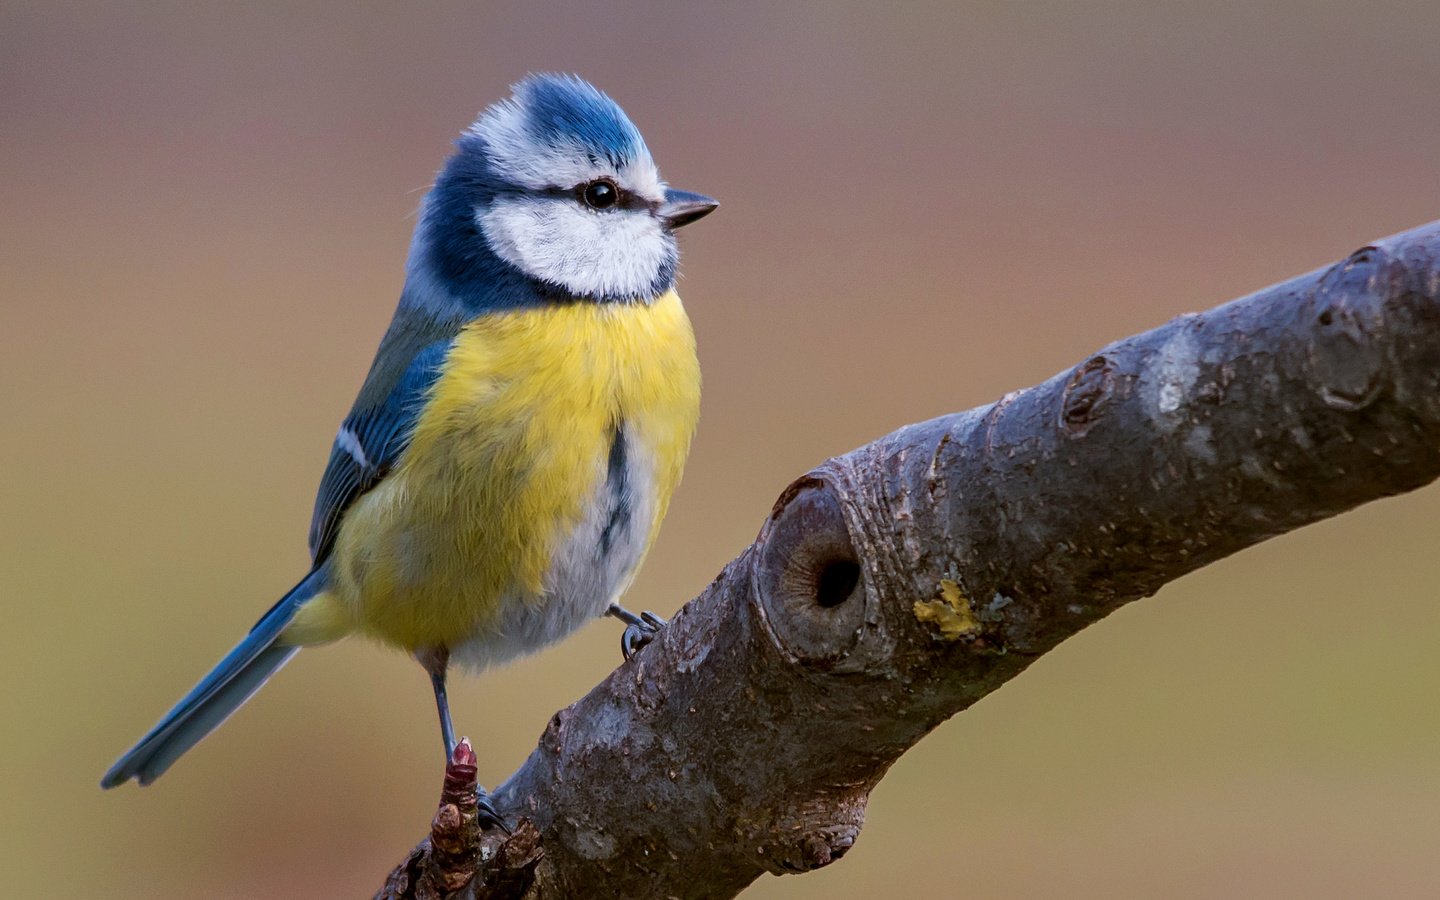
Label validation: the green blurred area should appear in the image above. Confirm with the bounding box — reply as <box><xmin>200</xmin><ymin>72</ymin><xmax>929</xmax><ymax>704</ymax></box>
<box><xmin>5</xmin><ymin>2</ymin><xmax>1440</xmax><ymax>897</ymax></box>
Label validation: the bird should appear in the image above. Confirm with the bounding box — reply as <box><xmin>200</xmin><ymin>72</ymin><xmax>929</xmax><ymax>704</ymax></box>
<box><xmin>101</xmin><ymin>74</ymin><xmax>716</xmax><ymax>825</ymax></box>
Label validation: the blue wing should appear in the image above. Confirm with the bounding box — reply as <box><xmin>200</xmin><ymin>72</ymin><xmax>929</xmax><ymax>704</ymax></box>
<box><xmin>308</xmin><ymin>338</ymin><xmax>452</xmax><ymax>562</ymax></box>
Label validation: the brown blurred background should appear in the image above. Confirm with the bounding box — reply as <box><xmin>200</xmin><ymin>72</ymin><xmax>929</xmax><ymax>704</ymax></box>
<box><xmin>5</xmin><ymin>2</ymin><xmax>1440</xmax><ymax>897</ymax></box>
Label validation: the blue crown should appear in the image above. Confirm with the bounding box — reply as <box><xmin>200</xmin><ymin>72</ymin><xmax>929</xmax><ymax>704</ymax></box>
<box><xmin>511</xmin><ymin>73</ymin><xmax>648</xmax><ymax>167</ymax></box>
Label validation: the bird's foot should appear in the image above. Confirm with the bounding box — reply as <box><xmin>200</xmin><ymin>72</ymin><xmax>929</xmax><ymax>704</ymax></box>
<box><xmin>607</xmin><ymin>604</ymin><xmax>668</xmax><ymax>659</ymax></box>
<box><xmin>621</xmin><ymin>611</ymin><xmax>666</xmax><ymax>660</ymax></box>
<box><xmin>476</xmin><ymin>787</ymin><xmax>512</xmax><ymax>835</ymax></box>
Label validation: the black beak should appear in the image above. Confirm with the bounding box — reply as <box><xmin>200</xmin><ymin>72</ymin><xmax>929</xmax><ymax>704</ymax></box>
<box><xmin>659</xmin><ymin>188</ymin><xmax>719</xmax><ymax>229</ymax></box>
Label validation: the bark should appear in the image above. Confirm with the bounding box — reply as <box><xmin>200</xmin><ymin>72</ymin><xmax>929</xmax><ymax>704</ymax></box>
<box><xmin>377</xmin><ymin>220</ymin><xmax>1440</xmax><ymax>899</ymax></box>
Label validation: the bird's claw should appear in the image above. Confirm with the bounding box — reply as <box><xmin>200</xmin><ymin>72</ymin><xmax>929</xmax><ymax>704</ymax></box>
<box><xmin>476</xmin><ymin>787</ymin><xmax>512</xmax><ymax>835</ymax></box>
<box><xmin>620</xmin><ymin>611</ymin><xmax>666</xmax><ymax>660</ymax></box>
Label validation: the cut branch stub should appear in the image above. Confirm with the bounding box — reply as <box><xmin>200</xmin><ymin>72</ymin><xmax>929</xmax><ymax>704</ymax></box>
<box><xmin>754</xmin><ymin>477</ymin><xmax>866</xmax><ymax>666</ymax></box>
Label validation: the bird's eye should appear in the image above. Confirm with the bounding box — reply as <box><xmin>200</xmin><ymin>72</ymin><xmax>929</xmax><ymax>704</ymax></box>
<box><xmin>582</xmin><ymin>180</ymin><xmax>619</xmax><ymax>210</ymax></box>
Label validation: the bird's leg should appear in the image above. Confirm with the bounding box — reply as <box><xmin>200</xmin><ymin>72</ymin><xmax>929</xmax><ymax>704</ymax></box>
<box><xmin>606</xmin><ymin>603</ymin><xmax>667</xmax><ymax>659</ymax></box>
<box><xmin>416</xmin><ymin>645</ymin><xmax>509</xmax><ymax>833</ymax></box>
<box><xmin>417</xmin><ymin>645</ymin><xmax>456</xmax><ymax>759</ymax></box>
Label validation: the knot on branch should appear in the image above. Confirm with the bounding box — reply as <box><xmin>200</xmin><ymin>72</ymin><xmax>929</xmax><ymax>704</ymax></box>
<box><xmin>753</xmin><ymin>794</ymin><xmax>866</xmax><ymax>875</ymax></box>
<box><xmin>1061</xmin><ymin>354</ymin><xmax>1117</xmax><ymax>437</ymax></box>
<box><xmin>1310</xmin><ymin>244</ymin><xmax>1395</xmax><ymax>411</ymax></box>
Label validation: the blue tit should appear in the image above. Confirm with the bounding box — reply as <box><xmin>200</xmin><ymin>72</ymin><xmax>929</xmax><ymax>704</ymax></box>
<box><xmin>101</xmin><ymin>74</ymin><xmax>716</xmax><ymax>822</ymax></box>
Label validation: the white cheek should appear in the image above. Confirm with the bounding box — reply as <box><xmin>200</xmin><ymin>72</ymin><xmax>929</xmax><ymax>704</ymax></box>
<box><xmin>479</xmin><ymin>197</ymin><xmax>671</xmax><ymax>299</ymax></box>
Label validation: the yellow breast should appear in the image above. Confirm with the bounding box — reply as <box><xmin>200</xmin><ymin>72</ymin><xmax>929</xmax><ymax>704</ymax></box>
<box><xmin>312</xmin><ymin>290</ymin><xmax>700</xmax><ymax>651</ymax></box>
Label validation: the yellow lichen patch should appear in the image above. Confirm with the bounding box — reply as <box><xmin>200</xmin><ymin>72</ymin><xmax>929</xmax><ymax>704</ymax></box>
<box><xmin>912</xmin><ymin>578</ymin><xmax>978</xmax><ymax>640</ymax></box>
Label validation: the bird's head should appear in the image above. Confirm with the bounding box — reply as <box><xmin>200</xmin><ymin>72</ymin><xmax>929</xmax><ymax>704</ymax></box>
<box><xmin>418</xmin><ymin>74</ymin><xmax>717</xmax><ymax>306</ymax></box>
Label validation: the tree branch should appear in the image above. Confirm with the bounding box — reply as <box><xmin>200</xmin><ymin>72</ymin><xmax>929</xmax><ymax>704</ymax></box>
<box><xmin>377</xmin><ymin>220</ymin><xmax>1440</xmax><ymax>899</ymax></box>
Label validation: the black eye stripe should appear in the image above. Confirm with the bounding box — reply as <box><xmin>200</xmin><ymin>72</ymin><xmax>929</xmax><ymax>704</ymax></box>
<box><xmin>535</xmin><ymin>181</ymin><xmax>650</xmax><ymax>211</ymax></box>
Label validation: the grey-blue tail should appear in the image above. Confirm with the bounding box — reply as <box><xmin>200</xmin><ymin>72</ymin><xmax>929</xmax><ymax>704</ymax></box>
<box><xmin>101</xmin><ymin>568</ymin><xmax>326</xmax><ymax>788</ymax></box>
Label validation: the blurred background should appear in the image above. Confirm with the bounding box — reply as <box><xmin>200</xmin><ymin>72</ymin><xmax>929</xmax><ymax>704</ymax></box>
<box><xmin>5</xmin><ymin>2</ymin><xmax>1440</xmax><ymax>897</ymax></box>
